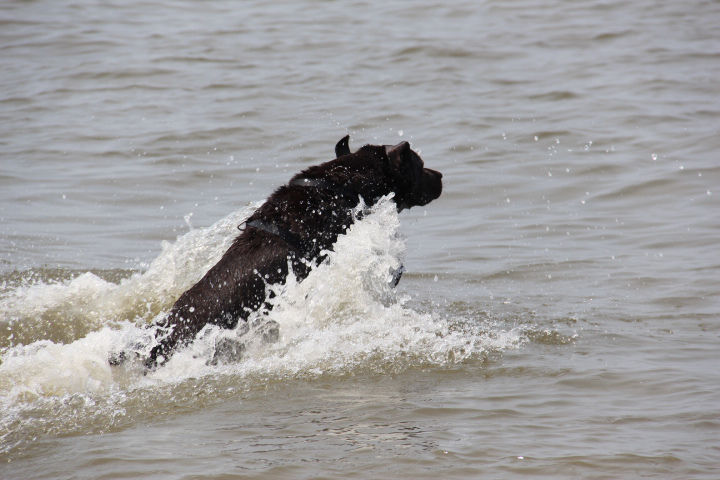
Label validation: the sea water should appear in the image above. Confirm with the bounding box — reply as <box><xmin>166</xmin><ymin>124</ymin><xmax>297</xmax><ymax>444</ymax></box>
<box><xmin>1</xmin><ymin>0</ymin><xmax>719</xmax><ymax>478</ymax></box>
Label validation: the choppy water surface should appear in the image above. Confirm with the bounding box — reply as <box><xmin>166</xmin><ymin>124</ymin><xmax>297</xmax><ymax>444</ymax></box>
<box><xmin>1</xmin><ymin>0</ymin><xmax>719</xmax><ymax>478</ymax></box>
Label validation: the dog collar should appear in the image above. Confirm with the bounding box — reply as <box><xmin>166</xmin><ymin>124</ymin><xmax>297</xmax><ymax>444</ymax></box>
<box><xmin>242</xmin><ymin>178</ymin><xmax>359</xmax><ymax>253</ymax></box>
<box><xmin>245</xmin><ymin>218</ymin><xmax>305</xmax><ymax>252</ymax></box>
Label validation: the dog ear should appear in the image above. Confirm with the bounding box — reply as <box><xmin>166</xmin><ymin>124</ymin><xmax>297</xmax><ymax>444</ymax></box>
<box><xmin>335</xmin><ymin>135</ymin><xmax>351</xmax><ymax>158</ymax></box>
<box><xmin>385</xmin><ymin>141</ymin><xmax>411</xmax><ymax>171</ymax></box>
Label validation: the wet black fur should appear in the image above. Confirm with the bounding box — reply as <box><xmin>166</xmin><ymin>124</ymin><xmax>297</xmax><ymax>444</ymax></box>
<box><xmin>136</xmin><ymin>136</ymin><xmax>442</xmax><ymax>368</ymax></box>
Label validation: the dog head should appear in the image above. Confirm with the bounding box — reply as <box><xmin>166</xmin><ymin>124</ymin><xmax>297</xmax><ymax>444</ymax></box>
<box><xmin>300</xmin><ymin>136</ymin><xmax>442</xmax><ymax>212</ymax></box>
<box><xmin>383</xmin><ymin>141</ymin><xmax>443</xmax><ymax>211</ymax></box>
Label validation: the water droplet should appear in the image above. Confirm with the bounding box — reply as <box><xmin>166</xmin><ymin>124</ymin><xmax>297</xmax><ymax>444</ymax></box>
<box><xmin>398</xmin><ymin>130</ymin><xmax>403</xmax><ymax>136</ymax></box>
<box><xmin>651</xmin><ymin>153</ymin><xmax>657</xmax><ymax>161</ymax></box>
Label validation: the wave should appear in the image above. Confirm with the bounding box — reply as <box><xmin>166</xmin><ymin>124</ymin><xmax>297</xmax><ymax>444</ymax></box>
<box><xmin>0</xmin><ymin>196</ymin><xmax>524</xmax><ymax>455</ymax></box>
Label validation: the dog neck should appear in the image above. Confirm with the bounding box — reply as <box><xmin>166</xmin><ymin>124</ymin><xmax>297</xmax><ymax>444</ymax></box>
<box><xmin>244</xmin><ymin>177</ymin><xmax>361</xmax><ymax>254</ymax></box>
<box><xmin>289</xmin><ymin>177</ymin><xmax>359</xmax><ymax>201</ymax></box>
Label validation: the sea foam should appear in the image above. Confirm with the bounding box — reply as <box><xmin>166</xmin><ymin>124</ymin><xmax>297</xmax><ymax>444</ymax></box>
<box><xmin>0</xmin><ymin>196</ymin><xmax>523</xmax><ymax>449</ymax></box>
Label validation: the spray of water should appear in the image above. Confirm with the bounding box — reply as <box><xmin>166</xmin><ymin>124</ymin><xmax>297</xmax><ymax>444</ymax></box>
<box><xmin>0</xmin><ymin>196</ymin><xmax>524</xmax><ymax>454</ymax></box>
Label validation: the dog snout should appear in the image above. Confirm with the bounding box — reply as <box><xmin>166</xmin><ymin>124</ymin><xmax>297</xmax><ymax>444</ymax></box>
<box><xmin>426</xmin><ymin>168</ymin><xmax>443</xmax><ymax>192</ymax></box>
<box><xmin>426</xmin><ymin>168</ymin><xmax>442</xmax><ymax>180</ymax></box>
<box><xmin>413</xmin><ymin>168</ymin><xmax>442</xmax><ymax>206</ymax></box>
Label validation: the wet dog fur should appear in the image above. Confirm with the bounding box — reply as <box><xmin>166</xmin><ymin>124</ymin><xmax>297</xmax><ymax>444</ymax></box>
<box><xmin>110</xmin><ymin>136</ymin><xmax>442</xmax><ymax>369</ymax></box>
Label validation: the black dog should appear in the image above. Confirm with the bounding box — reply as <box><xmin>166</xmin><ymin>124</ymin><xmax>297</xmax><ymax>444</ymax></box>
<box><xmin>111</xmin><ymin>136</ymin><xmax>442</xmax><ymax>368</ymax></box>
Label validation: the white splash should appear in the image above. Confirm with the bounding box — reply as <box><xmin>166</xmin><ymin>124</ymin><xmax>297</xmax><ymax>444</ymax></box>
<box><xmin>0</xmin><ymin>196</ymin><xmax>523</xmax><ymax>444</ymax></box>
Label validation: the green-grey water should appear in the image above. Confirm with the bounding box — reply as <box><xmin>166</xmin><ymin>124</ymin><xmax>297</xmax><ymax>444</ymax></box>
<box><xmin>1</xmin><ymin>0</ymin><xmax>719</xmax><ymax>478</ymax></box>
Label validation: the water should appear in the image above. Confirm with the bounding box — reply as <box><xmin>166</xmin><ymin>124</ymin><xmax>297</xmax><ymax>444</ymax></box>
<box><xmin>1</xmin><ymin>0</ymin><xmax>719</xmax><ymax>478</ymax></box>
